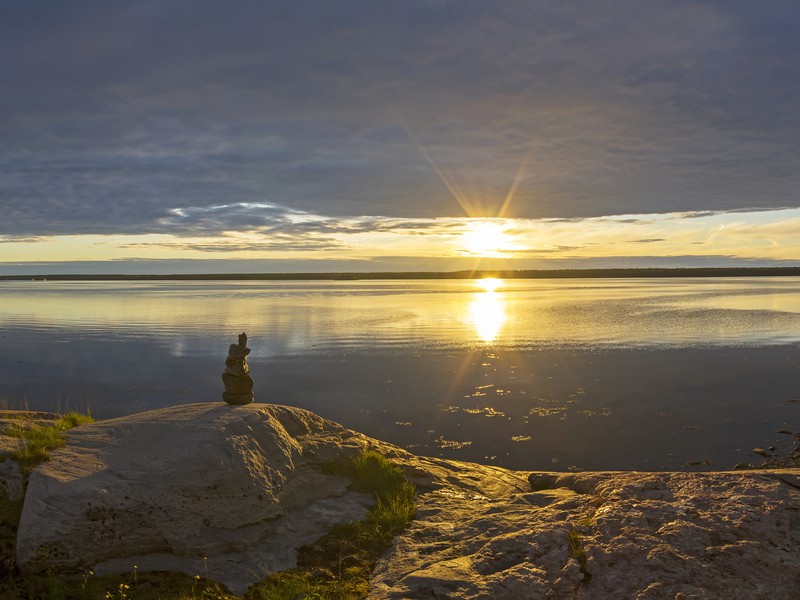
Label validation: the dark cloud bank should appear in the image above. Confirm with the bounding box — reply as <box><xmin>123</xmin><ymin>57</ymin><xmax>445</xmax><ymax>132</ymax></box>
<box><xmin>1</xmin><ymin>0</ymin><xmax>799</xmax><ymax>238</ymax></box>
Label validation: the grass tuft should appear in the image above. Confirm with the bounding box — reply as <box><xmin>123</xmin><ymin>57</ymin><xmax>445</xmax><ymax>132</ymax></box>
<box><xmin>567</xmin><ymin>528</ymin><xmax>591</xmax><ymax>580</ymax></box>
<box><xmin>247</xmin><ymin>451</ymin><xmax>416</xmax><ymax>600</ymax></box>
<box><xmin>57</xmin><ymin>412</ymin><xmax>95</xmax><ymax>430</ymax></box>
<box><xmin>4</xmin><ymin>411</ymin><xmax>94</xmax><ymax>473</ymax></box>
<box><xmin>326</xmin><ymin>451</ymin><xmax>417</xmax><ymax>550</ymax></box>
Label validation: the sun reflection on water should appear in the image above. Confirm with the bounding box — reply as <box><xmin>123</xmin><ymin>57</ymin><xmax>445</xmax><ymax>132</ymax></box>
<box><xmin>477</xmin><ymin>277</ymin><xmax>502</xmax><ymax>292</ymax></box>
<box><xmin>468</xmin><ymin>279</ymin><xmax>507</xmax><ymax>342</ymax></box>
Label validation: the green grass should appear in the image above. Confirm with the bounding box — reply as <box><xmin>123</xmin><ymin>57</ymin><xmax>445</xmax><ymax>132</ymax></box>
<box><xmin>246</xmin><ymin>451</ymin><xmax>417</xmax><ymax>600</ymax></box>
<box><xmin>4</xmin><ymin>411</ymin><xmax>95</xmax><ymax>473</ymax></box>
<box><xmin>567</xmin><ymin>528</ymin><xmax>591</xmax><ymax>580</ymax></box>
<box><xmin>326</xmin><ymin>451</ymin><xmax>417</xmax><ymax>550</ymax></box>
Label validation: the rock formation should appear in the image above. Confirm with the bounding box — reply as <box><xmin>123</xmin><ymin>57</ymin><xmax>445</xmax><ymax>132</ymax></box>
<box><xmin>221</xmin><ymin>332</ymin><xmax>254</xmax><ymax>405</ymax></box>
<box><xmin>372</xmin><ymin>468</ymin><xmax>800</xmax><ymax>599</ymax></box>
<box><xmin>14</xmin><ymin>404</ymin><xmax>800</xmax><ymax>598</ymax></box>
<box><xmin>15</xmin><ymin>403</ymin><xmax>390</xmax><ymax>594</ymax></box>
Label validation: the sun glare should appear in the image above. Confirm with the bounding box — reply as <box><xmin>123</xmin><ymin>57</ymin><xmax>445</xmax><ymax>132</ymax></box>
<box><xmin>468</xmin><ymin>283</ymin><xmax>506</xmax><ymax>342</ymax></box>
<box><xmin>461</xmin><ymin>221</ymin><xmax>512</xmax><ymax>257</ymax></box>
<box><xmin>477</xmin><ymin>277</ymin><xmax>502</xmax><ymax>292</ymax></box>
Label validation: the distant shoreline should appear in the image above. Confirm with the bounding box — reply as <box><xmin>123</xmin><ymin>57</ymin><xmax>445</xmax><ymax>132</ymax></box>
<box><xmin>2</xmin><ymin>266</ymin><xmax>800</xmax><ymax>281</ymax></box>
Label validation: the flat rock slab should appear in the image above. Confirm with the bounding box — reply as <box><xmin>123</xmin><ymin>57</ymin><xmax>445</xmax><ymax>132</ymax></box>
<box><xmin>16</xmin><ymin>403</ymin><xmax>392</xmax><ymax>594</ymax></box>
<box><xmin>371</xmin><ymin>467</ymin><xmax>800</xmax><ymax>599</ymax></box>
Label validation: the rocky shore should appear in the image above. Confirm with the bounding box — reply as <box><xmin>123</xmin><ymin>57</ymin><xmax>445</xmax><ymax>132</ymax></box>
<box><xmin>2</xmin><ymin>403</ymin><xmax>800</xmax><ymax>598</ymax></box>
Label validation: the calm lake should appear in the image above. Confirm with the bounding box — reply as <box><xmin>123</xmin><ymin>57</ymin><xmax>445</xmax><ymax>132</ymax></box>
<box><xmin>2</xmin><ymin>277</ymin><xmax>800</xmax><ymax>471</ymax></box>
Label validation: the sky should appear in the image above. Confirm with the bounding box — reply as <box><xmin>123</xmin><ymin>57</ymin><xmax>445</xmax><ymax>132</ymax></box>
<box><xmin>1</xmin><ymin>0</ymin><xmax>799</xmax><ymax>274</ymax></box>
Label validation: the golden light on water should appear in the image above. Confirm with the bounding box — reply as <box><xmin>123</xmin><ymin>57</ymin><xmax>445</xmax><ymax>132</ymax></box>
<box><xmin>477</xmin><ymin>277</ymin><xmax>502</xmax><ymax>292</ymax></box>
<box><xmin>468</xmin><ymin>279</ymin><xmax>506</xmax><ymax>342</ymax></box>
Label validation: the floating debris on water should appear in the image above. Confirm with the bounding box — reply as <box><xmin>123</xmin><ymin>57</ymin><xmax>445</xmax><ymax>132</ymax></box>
<box><xmin>529</xmin><ymin>406</ymin><xmax>567</xmax><ymax>418</ymax></box>
<box><xmin>577</xmin><ymin>408</ymin><xmax>612</xmax><ymax>417</ymax></box>
<box><xmin>435</xmin><ymin>436</ymin><xmax>473</xmax><ymax>450</ymax></box>
<box><xmin>460</xmin><ymin>407</ymin><xmax>506</xmax><ymax>417</ymax></box>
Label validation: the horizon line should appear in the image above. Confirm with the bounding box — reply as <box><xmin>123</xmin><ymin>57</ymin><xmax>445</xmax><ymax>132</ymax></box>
<box><xmin>3</xmin><ymin>266</ymin><xmax>800</xmax><ymax>281</ymax></box>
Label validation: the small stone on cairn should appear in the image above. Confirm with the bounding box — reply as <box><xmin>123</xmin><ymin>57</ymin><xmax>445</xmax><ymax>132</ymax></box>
<box><xmin>222</xmin><ymin>332</ymin><xmax>254</xmax><ymax>405</ymax></box>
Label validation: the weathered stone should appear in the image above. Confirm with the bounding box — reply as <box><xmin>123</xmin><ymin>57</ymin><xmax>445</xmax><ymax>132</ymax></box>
<box><xmin>371</xmin><ymin>468</ymin><xmax>800</xmax><ymax>599</ymax></box>
<box><xmin>221</xmin><ymin>332</ymin><xmax>254</xmax><ymax>405</ymax></box>
<box><xmin>15</xmin><ymin>403</ymin><xmax>397</xmax><ymax>594</ymax></box>
<box><xmin>13</xmin><ymin>404</ymin><xmax>800</xmax><ymax>599</ymax></box>
<box><xmin>0</xmin><ymin>458</ymin><xmax>23</xmax><ymax>502</ymax></box>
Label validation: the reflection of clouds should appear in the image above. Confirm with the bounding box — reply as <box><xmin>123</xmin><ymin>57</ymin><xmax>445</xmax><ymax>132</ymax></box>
<box><xmin>467</xmin><ymin>289</ymin><xmax>507</xmax><ymax>343</ymax></box>
<box><xmin>170</xmin><ymin>339</ymin><xmax>185</xmax><ymax>358</ymax></box>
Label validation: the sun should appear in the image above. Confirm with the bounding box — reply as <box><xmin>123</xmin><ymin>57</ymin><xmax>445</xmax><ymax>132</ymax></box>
<box><xmin>461</xmin><ymin>221</ymin><xmax>512</xmax><ymax>257</ymax></box>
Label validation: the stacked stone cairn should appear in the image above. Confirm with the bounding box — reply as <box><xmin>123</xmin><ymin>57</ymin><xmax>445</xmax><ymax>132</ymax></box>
<box><xmin>222</xmin><ymin>332</ymin><xmax>254</xmax><ymax>405</ymax></box>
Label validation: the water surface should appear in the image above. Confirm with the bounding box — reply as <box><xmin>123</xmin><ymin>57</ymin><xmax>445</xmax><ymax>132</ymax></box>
<box><xmin>2</xmin><ymin>277</ymin><xmax>799</xmax><ymax>470</ymax></box>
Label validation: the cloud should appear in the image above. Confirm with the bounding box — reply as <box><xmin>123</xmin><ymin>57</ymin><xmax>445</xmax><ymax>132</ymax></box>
<box><xmin>1</xmin><ymin>1</ymin><xmax>799</xmax><ymax>239</ymax></box>
<box><xmin>512</xmin><ymin>246</ymin><xmax>586</xmax><ymax>256</ymax></box>
<box><xmin>0</xmin><ymin>235</ymin><xmax>46</xmax><ymax>244</ymax></box>
<box><xmin>120</xmin><ymin>238</ymin><xmax>345</xmax><ymax>253</ymax></box>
